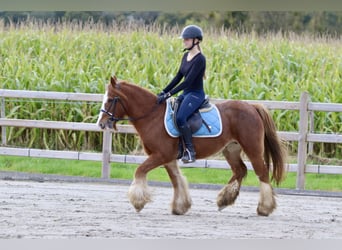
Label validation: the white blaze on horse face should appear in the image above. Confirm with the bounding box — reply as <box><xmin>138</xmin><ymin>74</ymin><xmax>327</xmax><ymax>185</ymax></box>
<box><xmin>96</xmin><ymin>90</ymin><xmax>108</xmax><ymax>127</ymax></box>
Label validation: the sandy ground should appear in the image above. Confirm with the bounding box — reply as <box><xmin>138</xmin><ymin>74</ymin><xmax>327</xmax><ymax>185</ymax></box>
<box><xmin>0</xmin><ymin>178</ymin><xmax>341</xmax><ymax>239</ymax></box>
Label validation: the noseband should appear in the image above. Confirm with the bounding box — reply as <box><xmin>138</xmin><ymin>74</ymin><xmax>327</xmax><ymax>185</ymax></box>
<box><xmin>101</xmin><ymin>96</ymin><xmax>159</xmax><ymax>122</ymax></box>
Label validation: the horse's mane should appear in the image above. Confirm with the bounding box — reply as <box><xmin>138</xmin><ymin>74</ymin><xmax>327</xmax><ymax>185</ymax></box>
<box><xmin>118</xmin><ymin>80</ymin><xmax>156</xmax><ymax>101</ymax></box>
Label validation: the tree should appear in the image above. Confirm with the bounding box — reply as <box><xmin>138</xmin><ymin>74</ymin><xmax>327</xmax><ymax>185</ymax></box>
<box><xmin>0</xmin><ymin>11</ymin><xmax>341</xmax><ymax>35</ymax></box>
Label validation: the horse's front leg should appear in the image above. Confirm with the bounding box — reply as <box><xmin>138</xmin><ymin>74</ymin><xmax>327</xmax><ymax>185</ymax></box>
<box><xmin>164</xmin><ymin>160</ymin><xmax>192</xmax><ymax>215</ymax></box>
<box><xmin>128</xmin><ymin>155</ymin><xmax>163</xmax><ymax>212</ymax></box>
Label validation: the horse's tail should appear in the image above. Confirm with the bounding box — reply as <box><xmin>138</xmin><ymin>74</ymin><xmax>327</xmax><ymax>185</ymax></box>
<box><xmin>253</xmin><ymin>104</ymin><xmax>287</xmax><ymax>185</ymax></box>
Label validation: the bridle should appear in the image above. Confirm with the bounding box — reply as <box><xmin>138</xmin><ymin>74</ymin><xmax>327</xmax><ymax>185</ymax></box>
<box><xmin>101</xmin><ymin>96</ymin><xmax>131</xmax><ymax>122</ymax></box>
<box><xmin>100</xmin><ymin>95</ymin><xmax>160</xmax><ymax>122</ymax></box>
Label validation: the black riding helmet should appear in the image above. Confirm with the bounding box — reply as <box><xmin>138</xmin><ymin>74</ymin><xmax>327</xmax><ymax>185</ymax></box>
<box><xmin>180</xmin><ymin>25</ymin><xmax>203</xmax><ymax>51</ymax></box>
<box><xmin>180</xmin><ymin>25</ymin><xmax>203</xmax><ymax>41</ymax></box>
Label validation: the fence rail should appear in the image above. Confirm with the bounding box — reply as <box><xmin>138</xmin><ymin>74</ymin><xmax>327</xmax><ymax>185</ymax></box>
<box><xmin>1</xmin><ymin>89</ymin><xmax>342</xmax><ymax>190</ymax></box>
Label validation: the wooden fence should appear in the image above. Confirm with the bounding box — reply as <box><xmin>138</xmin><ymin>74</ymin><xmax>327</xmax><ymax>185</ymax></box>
<box><xmin>1</xmin><ymin>89</ymin><xmax>342</xmax><ymax>190</ymax></box>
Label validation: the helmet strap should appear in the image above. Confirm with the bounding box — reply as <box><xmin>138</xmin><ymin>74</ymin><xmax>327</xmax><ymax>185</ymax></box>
<box><xmin>183</xmin><ymin>38</ymin><xmax>199</xmax><ymax>52</ymax></box>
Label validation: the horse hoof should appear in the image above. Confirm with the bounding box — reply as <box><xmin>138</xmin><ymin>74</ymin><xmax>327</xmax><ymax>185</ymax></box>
<box><xmin>218</xmin><ymin>205</ymin><xmax>227</xmax><ymax>212</ymax></box>
<box><xmin>135</xmin><ymin>208</ymin><xmax>143</xmax><ymax>213</ymax></box>
<box><xmin>171</xmin><ymin>200</ymin><xmax>192</xmax><ymax>215</ymax></box>
<box><xmin>172</xmin><ymin>209</ymin><xmax>185</xmax><ymax>215</ymax></box>
<box><xmin>257</xmin><ymin>207</ymin><xmax>271</xmax><ymax>216</ymax></box>
<box><xmin>257</xmin><ymin>202</ymin><xmax>275</xmax><ymax>216</ymax></box>
<box><xmin>133</xmin><ymin>204</ymin><xmax>145</xmax><ymax>213</ymax></box>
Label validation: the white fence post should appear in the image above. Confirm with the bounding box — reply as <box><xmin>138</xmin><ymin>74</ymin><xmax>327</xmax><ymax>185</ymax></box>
<box><xmin>101</xmin><ymin>130</ymin><xmax>112</xmax><ymax>179</ymax></box>
<box><xmin>1</xmin><ymin>98</ymin><xmax>6</xmax><ymax>146</ymax></box>
<box><xmin>296</xmin><ymin>92</ymin><xmax>310</xmax><ymax>190</ymax></box>
<box><xmin>308</xmin><ymin>111</ymin><xmax>314</xmax><ymax>155</ymax></box>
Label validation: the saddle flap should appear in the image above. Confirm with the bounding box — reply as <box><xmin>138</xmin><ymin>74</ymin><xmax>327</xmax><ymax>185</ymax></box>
<box><xmin>188</xmin><ymin>111</ymin><xmax>203</xmax><ymax>134</ymax></box>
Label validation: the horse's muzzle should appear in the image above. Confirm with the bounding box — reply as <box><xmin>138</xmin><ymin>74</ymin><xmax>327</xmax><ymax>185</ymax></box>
<box><xmin>97</xmin><ymin>119</ymin><xmax>114</xmax><ymax>130</ymax></box>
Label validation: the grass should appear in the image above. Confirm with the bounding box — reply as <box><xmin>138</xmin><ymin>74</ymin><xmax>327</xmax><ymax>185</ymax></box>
<box><xmin>1</xmin><ymin>156</ymin><xmax>342</xmax><ymax>192</ymax></box>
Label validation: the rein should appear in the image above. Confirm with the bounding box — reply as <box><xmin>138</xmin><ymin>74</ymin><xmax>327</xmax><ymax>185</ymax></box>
<box><xmin>101</xmin><ymin>96</ymin><xmax>160</xmax><ymax>122</ymax></box>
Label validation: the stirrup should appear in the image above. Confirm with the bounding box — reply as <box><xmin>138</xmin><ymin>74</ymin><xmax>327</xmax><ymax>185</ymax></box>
<box><xmin>181</xmin><ymin>148</ymin><xmax>196</xmax><ymax>163</ymax></box>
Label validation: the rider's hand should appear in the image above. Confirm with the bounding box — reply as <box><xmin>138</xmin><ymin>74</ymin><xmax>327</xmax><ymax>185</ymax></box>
<box><xmin>157</xmin><ymin>91</ymin><xmax>165</xmax><ymax>98</ymax></box>
<box><xmin>156</xmin><ymin>92</ymin><xmax>171</xmax><ymax>104</ymax></box>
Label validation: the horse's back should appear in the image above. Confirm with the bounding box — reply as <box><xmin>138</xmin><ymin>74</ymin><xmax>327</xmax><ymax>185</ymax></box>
<box><xmin>215</xmin><ymin>99</ymin><xmax>265</xmax><ymax>136</ymax></box>
<box><xmin>216</xmin><ymin>99</ymin><xmax>260</xmax><ymax>119</ymax></box>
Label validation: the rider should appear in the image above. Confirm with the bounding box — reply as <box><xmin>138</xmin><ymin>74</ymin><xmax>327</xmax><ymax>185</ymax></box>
<box><xmin>156</xmin><ymin>25</ymin><xmax>206</xmax><ymax>163</ymax></box>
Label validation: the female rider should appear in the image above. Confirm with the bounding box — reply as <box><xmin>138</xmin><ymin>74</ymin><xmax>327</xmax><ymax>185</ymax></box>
<box><xmin>156</xmin><ymin>25</ymin><xmax>206</xmax><ymax>163</ymax></box>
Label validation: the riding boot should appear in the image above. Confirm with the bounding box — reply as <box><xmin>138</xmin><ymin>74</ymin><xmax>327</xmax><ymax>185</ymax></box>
<box><xmin>179</xmin><ymin>125</ymin><xmax>196</xmax><ymax>163</ymax></box>
<box><xmin>177</xmin><ymin>138</ymin><xmax>184</xmax><ymax>159</ymax></box>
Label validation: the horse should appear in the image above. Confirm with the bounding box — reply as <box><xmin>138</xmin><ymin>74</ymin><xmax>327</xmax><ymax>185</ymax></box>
<box><xmin>97</xmin><ymin>76</ymin><xmax>287</xmax><ymax>216</ymax></box>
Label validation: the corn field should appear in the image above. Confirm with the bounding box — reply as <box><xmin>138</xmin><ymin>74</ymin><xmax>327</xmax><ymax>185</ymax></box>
<box><xmin>0</xmin><ymin>20</ymin><xmax>341</xmax><ymax>158</ymax></box>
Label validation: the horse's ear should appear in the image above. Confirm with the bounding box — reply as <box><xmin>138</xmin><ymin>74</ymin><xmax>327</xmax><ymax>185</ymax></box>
<box><xmin>110</xmin><ymin>76</ymin><xmax>118</xmax><ymax>86</ymax></box>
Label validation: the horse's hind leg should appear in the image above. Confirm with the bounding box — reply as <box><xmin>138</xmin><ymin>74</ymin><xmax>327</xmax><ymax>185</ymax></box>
<box><xmin>242</xmin><ymin>139</ymin><xmax>276</xmax><ymax>216</ymax></box>
<box><xmin>164</xmin><ymin>160</ymin><xmax>192</xmax><ymax>215</ymax></box>
<box><xmin>217</xmin><ymin>142</ymin><xmax>247</xmax><ymax>211</ymax></box>
<box><xmin>248</xmin><ymin>156</ymin><xmax>276</xmax><ymax>216</ymax></box>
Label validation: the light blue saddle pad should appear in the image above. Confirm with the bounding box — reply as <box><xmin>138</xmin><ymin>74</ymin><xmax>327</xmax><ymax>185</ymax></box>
<box><xmin>164</xmin><ymin>98</ymin><xmax>223</xmax><ymax>138</ymax></box>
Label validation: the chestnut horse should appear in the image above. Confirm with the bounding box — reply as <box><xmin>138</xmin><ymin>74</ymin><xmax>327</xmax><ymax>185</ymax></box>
<box><xmin>97</xmin><ymin>76</ymin><xmax>286</xmax><ymax>216</ymax></box>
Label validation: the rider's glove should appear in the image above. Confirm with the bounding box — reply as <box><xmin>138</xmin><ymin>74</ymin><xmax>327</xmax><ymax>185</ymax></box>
<box><xmin>156</xmin><ymin>91</ymin><xmax>171</xmax><ymax>104</ymax></box>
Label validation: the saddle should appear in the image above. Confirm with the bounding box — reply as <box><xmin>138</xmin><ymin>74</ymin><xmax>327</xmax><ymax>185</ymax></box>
<box><xmin>171</xmin><ymin>96</ymin><xmax>213</xmax><ymax>134</ymax></box>
<box><xmin>164</xmin><ymin>97</ymin><xmax>222</xmax><ymax>138</ymax></box>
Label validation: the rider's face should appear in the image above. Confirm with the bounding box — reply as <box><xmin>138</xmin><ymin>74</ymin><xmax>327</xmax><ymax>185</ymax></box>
<box><xmin>183</xmin><ymin>38</ymin><xmax>193</xmax><ymax>49</ymax></box>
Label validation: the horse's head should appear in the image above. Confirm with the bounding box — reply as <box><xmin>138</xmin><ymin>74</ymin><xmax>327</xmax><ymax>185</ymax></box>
<box><xmin>96</xmin><ymin>76</ymin><xmax>128</xmax><ymax>130</ymax></box>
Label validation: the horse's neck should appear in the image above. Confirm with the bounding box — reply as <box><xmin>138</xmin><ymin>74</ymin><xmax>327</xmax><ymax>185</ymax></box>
<box><xmin>124</xmin><ymin>84</ymin><xmax>157</xmax><ymax>119</ymax></box>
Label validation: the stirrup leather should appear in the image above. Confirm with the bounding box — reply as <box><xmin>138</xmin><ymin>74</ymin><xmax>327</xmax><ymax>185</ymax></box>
<box><xmin>177</xmin><ymin>140</ymin><xmax>184</xmax><ymax>159</ymax></box>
